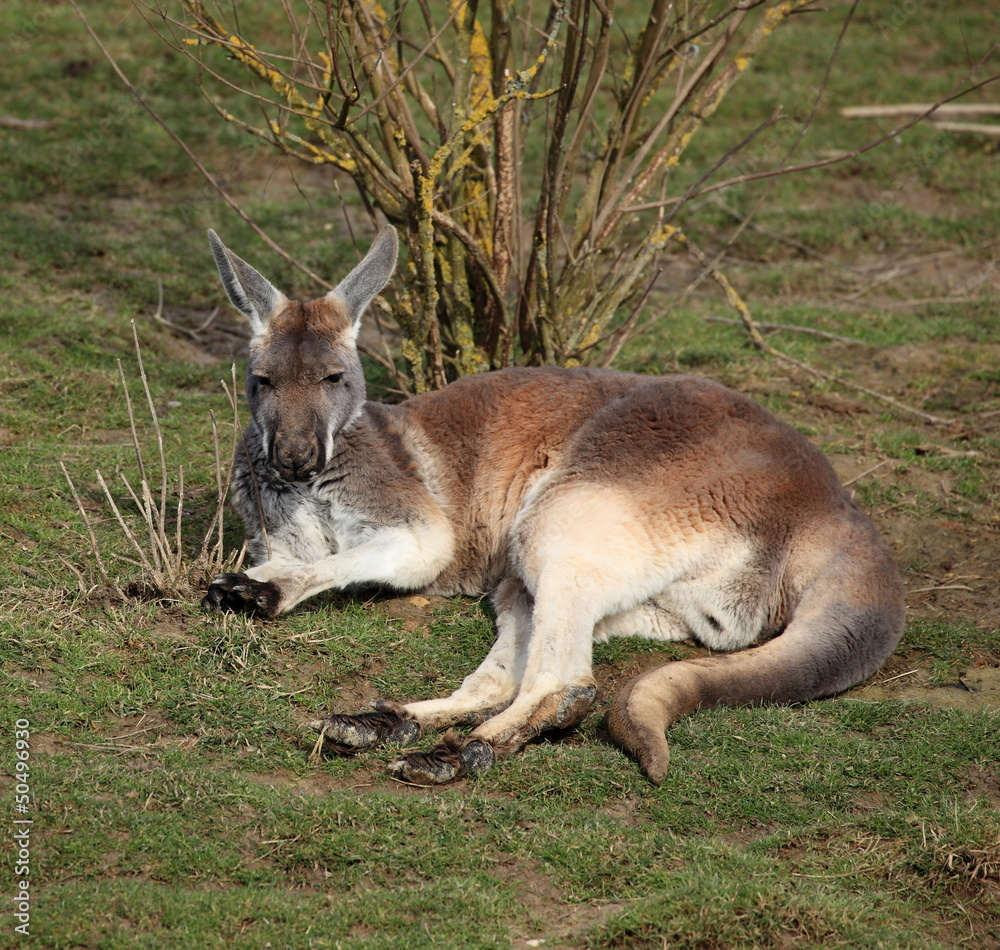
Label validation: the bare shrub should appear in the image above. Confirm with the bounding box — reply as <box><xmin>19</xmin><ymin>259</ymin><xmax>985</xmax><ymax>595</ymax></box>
<box><xmin>136</xmin><ymin>0</ymin><xmax>817</xmax><ymax>391</ymax></box>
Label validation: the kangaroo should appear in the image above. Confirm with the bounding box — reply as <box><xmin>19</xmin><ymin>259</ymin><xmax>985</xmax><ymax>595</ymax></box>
<box><xmin>202</xmin><ymin>225</ymin><xmax>905</xmax><ymax>785</ymax></box>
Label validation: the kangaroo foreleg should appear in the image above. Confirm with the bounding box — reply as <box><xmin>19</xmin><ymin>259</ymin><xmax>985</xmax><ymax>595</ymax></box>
<box><xmin>201</xmin><ymin>572</ymin><xmax>282</xmax><ymax>617</ymax></box>
<box><xmin>203</xmin><ymin>521</ymin><xmax>454</xmax><ymax>617</ymax></box>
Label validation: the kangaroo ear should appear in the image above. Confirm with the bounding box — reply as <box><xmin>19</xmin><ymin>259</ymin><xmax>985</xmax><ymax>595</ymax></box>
<box><xmin>207</xmin><ymin>230</ymin><xmax>286</xmax><ymax>335</ymax></box>
<box><xmin>328</xmin><ymin>226</ymin><xmax>398</xmax><ymax>332</ymax></box>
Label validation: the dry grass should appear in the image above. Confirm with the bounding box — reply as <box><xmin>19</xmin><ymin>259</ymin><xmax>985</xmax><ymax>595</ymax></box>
<box><xmin>60</xmin><ymin>323</ymin><xmax>243</xmax><ymax>600</ymax></box>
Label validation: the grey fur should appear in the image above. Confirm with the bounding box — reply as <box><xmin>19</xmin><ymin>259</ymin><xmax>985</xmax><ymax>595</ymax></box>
<box><xmin>207</xmin><ymin>229</ymin><xmax>284</xmax><ymax>334</ymax></box>
<box><xmin>329</xmin><ymin>226</ymin><xmax>398</xmax><ymax>327</ymax></box>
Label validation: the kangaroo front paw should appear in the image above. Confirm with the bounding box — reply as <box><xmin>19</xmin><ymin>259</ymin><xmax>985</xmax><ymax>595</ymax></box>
<box><xmin>201</xmin><ymin>572</ymin><xmax>282</xmax><ymax>618</ymax></box>
<box><xmin>387</xmin><ymin>733</ymin><xmax>496</xmax><ymax>785</ymax></box>
<box><xmin>312</xmin><ymin>701</ymin><xmax>422</xmax><ymax>755</ymax></box>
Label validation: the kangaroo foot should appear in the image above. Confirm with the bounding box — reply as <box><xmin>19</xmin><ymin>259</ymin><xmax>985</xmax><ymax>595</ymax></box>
<box><xmin>481</xmin><ymin>682</ymin><xmax>598</xmax><ymax>752</ymax></box>
<box><xmin>387</xmin><ymin>732</ymin><xmax>496</xmax><ymax>785</ymax></box>
<box><xmin>312</xmin><ymin>701</ymin><xmax>421</xmax><ymax>755</ymax></box>
<box><xmin>201</xmin><ymin>573</ymin><xmax>281</xmax><ymax>618</ymax></box>
<box><xmin>536</xmin><ymin>683</ymin><xmax>597</xmax><ymax>735</ymax></box>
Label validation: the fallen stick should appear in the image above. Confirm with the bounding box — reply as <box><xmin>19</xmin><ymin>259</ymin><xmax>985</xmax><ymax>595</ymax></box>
<box><xmin>840</xmin><ymin>103</ymin><xmax>1000</xmax><ymax>118</ymax></box>
<box><xmin>924</xmin><ymin>120</ymin><xmax>1000</xmax><ymax>137</ymax></box>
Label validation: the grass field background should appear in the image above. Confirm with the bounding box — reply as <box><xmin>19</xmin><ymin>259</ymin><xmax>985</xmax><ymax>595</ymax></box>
<box><xmin>1</xmin><ymin>2</ymin><xmax>998</xmax><ymax>947</ymax></box>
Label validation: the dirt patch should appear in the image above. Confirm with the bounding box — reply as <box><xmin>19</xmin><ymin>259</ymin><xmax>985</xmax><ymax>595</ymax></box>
<box><xmin>1</xmin><ymin>523</ymin><xmax>39</xmax><ymax>552</ymax></box>
<box><xmin>964</xmin><ymin>766</ymin><xmax>1000</xmax><ymax>809</ymax></box>
<box><xmin>155</xmin><ymin>304</ymin><xmax>251</xmax><ymax>363</ymax></box>
<box><xmin>23</xmin><ymin>734</ymin><xmax>77</xmax><ymax>758</ymax></box>
<box><xmin>490</xmin><ymin>852</ymin><xmax>626</xmax><ymax>950</ymax></box>
<box><xmin>371</xmin><ymin>593</ymin><xmax>454</xmax><ymax>631</ymax></box>
<box><xmin>849</xmin><ymin>664</ymin><xmax>1000</xmax><ymax>712</ymax></box>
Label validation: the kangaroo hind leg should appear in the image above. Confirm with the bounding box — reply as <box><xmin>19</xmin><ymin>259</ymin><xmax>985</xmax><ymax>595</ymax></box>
<box><xmin>389</xmin><ymin>488</ymin><xmax>663</xmax><ymax>784</ymax></box>
<box><xmin>387</xmin><ymin>576</ymin><xmax>601</xmax><ymax>785</ymax></box>
<box><xmin>315</xmin><ymin>577</ymin><xmax>530</xmax><ymax>758</ymax></box>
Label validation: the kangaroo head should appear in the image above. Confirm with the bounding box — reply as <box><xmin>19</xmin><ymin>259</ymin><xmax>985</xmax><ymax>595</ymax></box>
<box><xmin>208</xmin><ymin>226</ymin><xmax>398</xmax><ymax>483</ymax></box>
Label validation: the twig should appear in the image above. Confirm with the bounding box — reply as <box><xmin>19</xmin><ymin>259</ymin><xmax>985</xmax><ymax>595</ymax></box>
<box><xmin>679</xmin><ymin>233</ymin><xmax>955</xmax><ymax>426</ymax></box>
<box><xmin>117</xmin><ymin>472</ymin><xmax>171</xmax><ymax>580</ymax></box>
<box><xmin>873</xmin><ymin>669</ymin><xmax>920</xmax><ymax>685</ymax></box>
<box><xmin>109</xmin><ymin>726</ymin><xmax>161</xmax><ymax>741</ymax></box>
<box><xmin>871</xmin><ymin>295</ymin><xmax>992</xmax><ymax>309</ymax></box>
<box><xmin>195</xmin><ymin>307</ymin><xmax>221</xmax><ymax>334</ymax></box>
<box><xmin>909</xmin><ymin>584</ymin><xmax>975</xmax><ymax>594</ymax></box>
<box><xmin>307</xmin><ymin>721</ymin><xmax>328</xmax><ymax>764</ymax></box>
<box><xmin>56</xmin><ymin>554</ymin><xmax>90</xmax><ymax>594</ymax></box>
<box><xmin>69</xmin><ymin>0</ymin><xmax>331</xmax><ymax>287</ymax></box>
<box><xmin>659</xmin><ymin>3</ymin><xmax>861</xmax><ymax>329</ymax></box>
<box><xmin>839</xmin><ymin>266</ymin><xmax>912</xmax><ymax>302</ymax></box>
<box><xmin>925</xmin><ymin>121</ymin><xmax>1000</xmax><ymax>137</ymax></box>
<box><xmin>58</xmin><ymin>461</ymin><xmax>117</xmax><ymax>592</ymax></box>
<box><xmin>151</xmin><ymin>277</ymin><xmax>223</xmax><ymax>342</ymax></box>
<box><xmin>843</xmin><ymin>460</ymin><xmax>891</xmax><ymax>488</ymax></box>
<box><xmin>704</xmin><ymin>316</ymin><xmax>866</xmax><ymax>345</ymax></box>
<box><xmin>201</xmin><ymin>411</ymin><xmax>225</xmax><ymax>567</ymax></box>
<box><xmin>711</xmin><ymin>200</ymin><xmax>855</xmax><ymax>271</ymax></box>
<box><xmin>175</xmin><ymin>464</ymin><xmax>184</xmax><ymax>580</ymax></box>
<box><xmin>131</xmin><ymin>321</ymin><xmax>170</xmax><ymax>546</ymax></box>
<box><xmin>625</xmin><ymin>62</ymin><xmax>1000</xmax><ymax>213</ymax></box>
<box><xmin>64</xmin><ymin>741</ymin><xmax>153</xmax><ymax>754</ymax></box>
<box><xmin>95</xmin><ymin>470</ymin><xmax>161</xmax><ymax>583</ymax></box>
<box><xmin>0</xmin><ymin>116</ymin><xmax>56</xmax><ymax>129</ymax></box>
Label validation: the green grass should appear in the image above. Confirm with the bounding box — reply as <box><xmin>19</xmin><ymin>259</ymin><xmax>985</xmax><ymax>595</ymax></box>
<box><xmin>1</xmin><ymin>1</ymin><xmax>998</xmax><ymax>948</ymax></box>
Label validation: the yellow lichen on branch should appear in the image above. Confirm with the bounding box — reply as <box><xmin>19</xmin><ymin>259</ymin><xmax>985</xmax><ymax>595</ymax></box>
<box><xmin>153</xmin><ymin>0</ymin><xmax>827</xmax><ymax>389</ymax></box>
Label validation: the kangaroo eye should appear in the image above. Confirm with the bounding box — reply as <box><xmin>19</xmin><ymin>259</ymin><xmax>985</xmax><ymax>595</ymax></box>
<box><xmin>324</xmin><ymin>373</ymin><xmax>343</xmax><ymax>384</ymax></box>
<box><xmin>253</xmin><ymin>375</ymin><xmax>272</xmax><ymax>388</ymax></box>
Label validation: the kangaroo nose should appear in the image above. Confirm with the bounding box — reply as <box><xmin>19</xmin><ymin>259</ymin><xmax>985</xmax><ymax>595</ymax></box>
<box><xmin>273</xmin><ymin>442</ymin><xmax>320</xmax><ymax>481</ymax></box>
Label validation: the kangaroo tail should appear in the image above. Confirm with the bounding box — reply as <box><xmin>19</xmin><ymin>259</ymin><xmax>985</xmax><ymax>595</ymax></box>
<box><xmin>607</xmin><ymin>592</ymin><xmax>905</xmax><ymax>785</ymax></box>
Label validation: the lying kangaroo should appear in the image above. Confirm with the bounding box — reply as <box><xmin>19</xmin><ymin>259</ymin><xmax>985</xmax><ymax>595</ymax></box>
<box><xmin>202</xmin><ymin>225</ymin><xmax>905</xmax><ymax>785</ymax></box>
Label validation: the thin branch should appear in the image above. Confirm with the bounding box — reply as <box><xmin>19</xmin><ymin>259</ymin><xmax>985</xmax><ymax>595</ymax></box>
<box><xmin>677</xmin><ymin>229</ymin><xmax>955</xmax><ymax>426</ymax></box>
<box><xmin>625</xmin><ymin>62</ymin><xmax>1000</xmax><ymax>213</ymax></box>
<box><xmin>70</xmin><ymin>0</ymin><xmax>332</xmax><ymax>288</ymax></box>
<box><xmin>58</xmin><ymin>462</ymin><xmax>117</xmax><ymax>593</ymax></box>
<box><xmin>130</xmin><ymin>321</ymin><xmax>169</xmax><ymax>546</ymax></box>
<box><xmin>841</xmin><ymin>103</ymin><xmax>1000</xmax><ymax>118</ymax></box>
<box><xmin>843</xmin><ymin>460</ymin><xmax>891</xmax><ymax>488</ymax></box>
<box><xmin>704</xmin><ymin>316</ymin><xmax>866</xmax><ymax>345</ymax></box>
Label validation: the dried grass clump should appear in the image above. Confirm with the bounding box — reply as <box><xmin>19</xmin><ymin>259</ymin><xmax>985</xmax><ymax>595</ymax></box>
<box><xmin>61</xmin><ymin>323</ymin><xmax>243</xmax><ymax>600</ymax></box>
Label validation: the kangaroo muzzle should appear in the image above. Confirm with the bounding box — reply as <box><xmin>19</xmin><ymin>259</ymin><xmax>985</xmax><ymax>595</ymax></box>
<box><xmin>271</xmin><ymin>433</ymin><xmax>323</xmax><ymax>482</ymax></box>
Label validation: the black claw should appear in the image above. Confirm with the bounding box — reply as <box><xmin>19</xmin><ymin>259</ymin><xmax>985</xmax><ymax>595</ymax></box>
<box><xmin>387</xmin><ymin>734</ymin><xmax>496</xmax><ymax>785</ymax></box>
<box><xmin>201</xmin><ymin>573</ymin><xmax>281</xmax><ymax>618</ymax></box>
<box><xmin>318</xmin><ymin>702</ymin><xmax>421</xmax><ymax>755</ymax></box>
